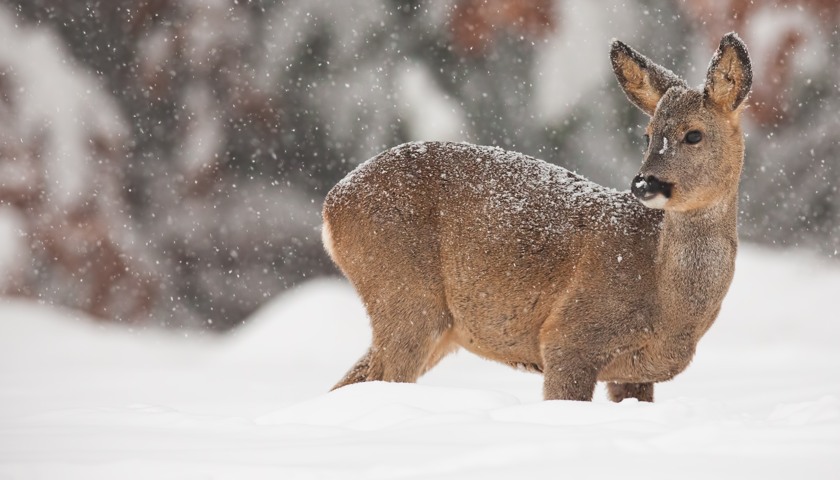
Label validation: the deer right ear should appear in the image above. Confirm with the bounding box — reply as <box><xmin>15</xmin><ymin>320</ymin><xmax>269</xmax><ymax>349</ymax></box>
<box><xmin>703</xmin><ymin>32</ymin><xmax>752</xmax><ymax>113</ymax></box>
<box><xmin>610</xmin><ymin>40</ymin><xmax>687</xmax><ymax>117</ymax></box>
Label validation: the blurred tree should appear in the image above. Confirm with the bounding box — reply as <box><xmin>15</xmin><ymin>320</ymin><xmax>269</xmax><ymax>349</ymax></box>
<box><xmin>679</xmin><ymin>0</ymin><xmax>840</xmax><ymax>252</ymax></box>
<box><xmin>0</xmin><ymin>0</ymin><xmax>837</xmax><ymax>330</ymax></box>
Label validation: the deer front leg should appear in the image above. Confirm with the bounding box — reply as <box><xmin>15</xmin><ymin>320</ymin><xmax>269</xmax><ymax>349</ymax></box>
<box><xmin>541</xmin><ymin>346</ymin><xmax>600</xmax><ymax>401</ymax></box>
<box><xmin>607</xmin><ymin>382</ymin><xmax>654</xmax><ymax>402</ymax></box>
<box><xmin>539</xmin><ymin>308</ymin><xmax>616</xmax><ymax>401</ymax></box>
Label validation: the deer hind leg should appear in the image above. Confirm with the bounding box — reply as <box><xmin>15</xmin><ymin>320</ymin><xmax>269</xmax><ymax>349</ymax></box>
<box><xmin>332</xmin><ymin>290</ymin><xmax>454</xmax><ymax>390</ymax></box>
<box><xmin>332</xmin><ymin>348</ymin><xmax>376</xmax><ymax>390</ymax></box>
<box><xmin>607</xmin><ymin>382</ymin><xmax>654</xmax><ymax>402</ymax></box>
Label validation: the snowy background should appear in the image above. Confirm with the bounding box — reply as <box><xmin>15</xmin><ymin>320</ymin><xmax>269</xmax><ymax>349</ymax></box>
<box><xmin>1</xmin><ymin>0</ymin><xmax>839</xmax><ymax>477</ymax></box>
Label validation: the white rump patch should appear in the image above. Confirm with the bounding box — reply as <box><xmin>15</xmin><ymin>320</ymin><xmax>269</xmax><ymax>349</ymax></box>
<box><xmin>640</xmin><ymin>193</ymin><xmax>669</xmax><ymax>210</ymax></box>
<box><xmin>321</xmin><ymin>221</ymin><xmax>337</xmax><ymax>260</ymax></box>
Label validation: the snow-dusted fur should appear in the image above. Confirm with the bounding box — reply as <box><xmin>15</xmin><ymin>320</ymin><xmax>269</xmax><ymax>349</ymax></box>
<box><xmin>323</xmin><ymin>33</ymin><xmax>752</xmax><ymax>402</ymax></box>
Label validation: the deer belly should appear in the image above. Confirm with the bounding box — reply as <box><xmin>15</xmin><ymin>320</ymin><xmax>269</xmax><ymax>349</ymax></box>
<box><xmin>448</xmin><ymin>301</ymin><xmax>546</xmax><ymax>368</ymax></box>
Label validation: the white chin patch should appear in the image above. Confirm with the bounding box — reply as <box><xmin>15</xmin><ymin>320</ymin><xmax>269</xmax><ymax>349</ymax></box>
<box><xmin>640</xmin><ymin>194</ymin><xmax>669</xmax><ymax>209</ymax></box>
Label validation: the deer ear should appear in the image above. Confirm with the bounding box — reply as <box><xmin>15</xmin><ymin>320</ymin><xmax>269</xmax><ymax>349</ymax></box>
<box><xmin>704</xmin><ymin>32</ymin><xmax>752</xmax><ymax>112</ymax></box>
<box><xmin>610</xmin><ymin>40</ymin><xmax>687</xmax><ymax>117</ymax></box>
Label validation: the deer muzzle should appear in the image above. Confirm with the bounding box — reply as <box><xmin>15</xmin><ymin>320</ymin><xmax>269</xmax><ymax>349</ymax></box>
<box><xmin>631</xmin><ymin>174</ymin><xmax>673</xmax><ymax>209</ymax></box>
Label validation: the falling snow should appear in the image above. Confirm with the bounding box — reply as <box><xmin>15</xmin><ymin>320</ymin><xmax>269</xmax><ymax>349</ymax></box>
<box><xmin>0</xmin><ymin>1</ymin><xmax>838</xmax><ymax>476</ymax></box>
<box><xmin>0</xmin><ymin>0</ymin><xmax>836</xmax><ymax>329</ymax></box>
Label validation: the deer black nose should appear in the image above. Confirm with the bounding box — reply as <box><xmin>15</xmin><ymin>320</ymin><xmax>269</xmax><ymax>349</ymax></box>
<box><xmin>631</xmin><ymin>175</ymin><xmax>673</xmax><ymax>200</ymax></box>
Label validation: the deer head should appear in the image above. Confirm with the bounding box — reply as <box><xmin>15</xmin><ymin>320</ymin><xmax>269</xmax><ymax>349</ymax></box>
<box><xmin>611</xmin><ymin>33</ymin><xmax>752</xmax><ymax>212</ymax></box>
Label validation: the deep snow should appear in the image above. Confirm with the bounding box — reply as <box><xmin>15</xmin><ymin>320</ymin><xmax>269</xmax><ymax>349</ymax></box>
<box><xmin>1</xmin><ymin>245</ymin><xmax>839</xmax><ymax>479</ymax></box>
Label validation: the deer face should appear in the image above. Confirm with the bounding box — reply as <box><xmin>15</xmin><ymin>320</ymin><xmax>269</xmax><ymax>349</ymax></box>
<box><xmin>611</xmin><ymin>33</ymin><xmax>752</xmax><ymax>212</ymax></box>
<box><xmin>633</xmin><ymin>87</ymin><xmax>746</xmax><ymax>211</ymax></box>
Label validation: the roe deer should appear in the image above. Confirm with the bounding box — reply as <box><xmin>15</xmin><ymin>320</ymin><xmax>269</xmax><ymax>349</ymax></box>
<box><xmin>322</xmin><ymin>33</ymin><xmax>752</xmax><ymax>402</ymax></box>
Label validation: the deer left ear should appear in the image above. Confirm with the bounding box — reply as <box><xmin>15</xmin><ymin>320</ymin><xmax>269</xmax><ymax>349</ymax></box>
<box><xmin>704</xmin><ymin>32</ymin><xmax>752</xmax><ymax>112</ymax></box>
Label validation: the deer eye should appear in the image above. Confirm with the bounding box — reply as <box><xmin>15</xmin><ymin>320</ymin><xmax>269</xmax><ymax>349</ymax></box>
<box><xmin>684</xmin><ymin>130</ymin><xmax>703</xmax><ymax>144</ymax></box>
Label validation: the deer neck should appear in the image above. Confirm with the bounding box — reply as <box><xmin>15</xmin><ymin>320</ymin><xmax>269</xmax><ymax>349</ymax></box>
<box><xmin>655</xmin><ymin>190</ymin><xmax>739</xmax><ymax>322</ymax></box>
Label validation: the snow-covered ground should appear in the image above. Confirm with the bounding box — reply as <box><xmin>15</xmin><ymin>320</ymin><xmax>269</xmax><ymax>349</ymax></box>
<box><xmin>1</xmin><ymin>245</ymin><xmax>839</xmax><ymax>479</ymax></box>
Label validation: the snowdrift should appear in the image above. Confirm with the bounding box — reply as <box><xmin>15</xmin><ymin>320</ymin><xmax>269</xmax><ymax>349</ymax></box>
<box><xmin>1</xmin><ymin>246</ymin><xmax>839</xmax><ymax>479</ymax></box>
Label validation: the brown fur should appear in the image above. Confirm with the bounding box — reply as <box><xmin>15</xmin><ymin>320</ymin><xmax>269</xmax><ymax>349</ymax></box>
<box><xmin>322</xmin><ymin>33</ymin><xmax>752</xmax><ymax>402</ymax></box>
